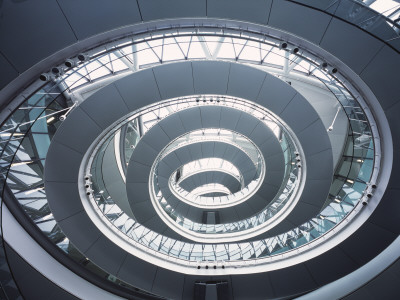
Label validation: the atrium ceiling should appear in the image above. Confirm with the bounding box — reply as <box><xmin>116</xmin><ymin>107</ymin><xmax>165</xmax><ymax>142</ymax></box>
<box><xmin>1</xmin><ymin>1</ymin><xmax>400</xmax><ymax>299</ymax></box>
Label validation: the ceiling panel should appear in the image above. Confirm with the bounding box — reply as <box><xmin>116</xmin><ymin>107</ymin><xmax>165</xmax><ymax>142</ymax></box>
<box><xmin>286</xmin><ymin>201</ymin><xmax>319</xmax><ymax>226</ymax></box>
<box><xmin>219</xmin><ymin>107</ymin><xmax>241</xmax><ymax>130</ymax></box>
<box><xmin>126</xmin><ymin>161</ymin><xmax>151</xmax><ymax>183</ymax></box>
<box><xmin>320</xmin><ymin>18</ymin><xmax>384</xmax><ymax>75</ymax></box>
<box><xmin>58</xmin><ymin>0</ymin><xmax>142</xmax><ymax>40</ymax></box>
<box><xmin>384</xmin><ymin>100</ymin><xmax>400</xmax><ymax>149</ymax></box>
<box><xmin>305</xmin><ymin>247</ymin><xmax>359</xmax><ymax>286</ymax></box>
<box><xmin>360</xmin><ymin>46</ymin><xmax>400</xmax><ymax>110</ymax></box>
<box><xmin>45</xmin><ymin>181</ymin><xmax>83</xmax><ymax>222</ymax></box>
<box><xmin>300</xmin><ymin>179</ymin><xmax>331</xmax><ymax>207</ymax></box>
<box><xmin>297</xmin><ymin>119</ymin><xmax>331</xmax><ymax>156</ymax></box>
<box><xmin>178</xmin><ymin>108</ymin><xmax>202</xmax><ymax>132</ymax></box>
<box><xmin>268</xmin><ymin>263</ymin><xmax>317</xmax><ymax>297</ymax></box>
<box><xmin>291</xmin><ymin>0</ymin><xmax>339</xmax><ymax>11</ymax></box>
<box><xmin>306</xmin><ymin>149</ymin><xmax>334</xmax><ymax>180</ymax></box>
<box><xmin>44</xmin><ymin>141</ymin><xmax>83</xmax><ymax>183</ymax></box>
<box><xmin>117</xmin><ymin>254</ymin><xmax>157</xmax><ymax>293</ymax></box>
<box><xmin>339</xmin><ymin>222</ymin><xmax>396</xmax><ymax>266</ymax></box>
<box><xmin>58</xmin><ymin>211</ymin><xmax>102</xmax><ymax>253</ymax></box>
<box><xmin>127</xmin><ymin>182</ymin><xmax>150</xmax><ymax>204</ymax></box>
<box><xmin>280</xmin><ymin>94</ymin><xmax>320</xmax><ymax>134</ymax></box>
<box><xmin>131</xmin><ymin>201</ymin><xmax>157</xmax><ymax>223</ymax></box>
<box><xmin>207</xmin><ymin>0</ymin><xmax>272</xmax><ymax>25</ymax></box>
<box><xmin>227</xmin><ymin>63</ymin><xmax>266</xmax><ymax>101</ymax></box>
<box><xmin>53</xmin><ymin>107</ymin><xmax>102</xmax><ymax>154</ymax></box>
<box><xmin>80</xmin><ymin>83</ymin><xmax>129</xmax><ymax>130</ymax></box>
<box><xmin>85</xmin><ymin>236</ymin><xmax>127</xmax><ymax>275</ymax></box>
<box><xmin>142</xmin><ymin>124</ymin><xmax>171</xmax><ymax>153</ymax></box>
<box><xmin>0</xmin><ymin>52</ymin><xmax>18</xmax><ymax>90</ymax></box>
<box><xmin>269</xmin><ymin>0</ymin><xmax>332</xmax><ymax>44</ymax></box>
<box><xmin>249</xmin><ymin>123</ymin><xmax>274</xmax><ymax>145</ymax></box>
<box><xmin>115</xmin><ymin>69</ymin><xmax>161</xmax><ymax>111</ymax></box>
<box><xmin>142</xmin><ymin>215</ymin><xmax>168</xmax><ymax>235</ymax></box>
<box><xmin>257</xmin><ymin>74</ymin><xmax>297</xmax><ymax>115</ymax></box>
<box><xmin>192</xmin><ymin>61</ymin><xmax>230</xmax><ymax>95</ymax></box>
<box><xmin>151</xmin><ymin>267</ymin><xmax>185</xmax><ymax>300</ymax></box>
<box><xmin>231</xmin><ymin>273</ymin><xmax>274</xmax><ymax>299</ymax></box>
<box><xmin>138</xmin><ymin>0</ymin><xmax>206</xmax><ymax>21</ymax></box>
<box><xmin>153</xmin><ymin>62</ymin><xmax>195</xmax><ymax>99</ymax></box>
<box><xmin>235</xmin><ymin>113</ymin><xmax>259</xmax><ymax>136</ymax></box>
<box><xmin>0</xmin><ymin>0</ymin><xmax>77</xmax><ymax>72</ymax></box>
<box><xmin>199</xmin><ymin>106</ymin><xmax>221</xmax><ymax>128</ymax></box>
<box><xmin>131</xmin><ymin>140</ymin><xmax>159</xmax><ymax>167</ymax></box>
<box><xmin>369</xmin><ymin>189</ymin><xmax>400</xmax><ymax>234</ymax></box>
<box><xmin>159</xmin><ymin>113</ymin><xmax>186</xmax><ymax>140</ymax></box>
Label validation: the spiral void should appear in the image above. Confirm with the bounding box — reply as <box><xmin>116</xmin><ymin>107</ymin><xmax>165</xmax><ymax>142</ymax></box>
<box><xmin>3</xmin><ymin>5</ymin><xmax>399</xmax><ymax>298</ymax></box>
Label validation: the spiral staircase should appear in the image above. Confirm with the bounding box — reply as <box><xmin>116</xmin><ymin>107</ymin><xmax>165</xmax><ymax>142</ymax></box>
<box><xmin>1</xmin><ymin>1</ymin><xmax>400</xmax><ymax>299</ymax></box>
